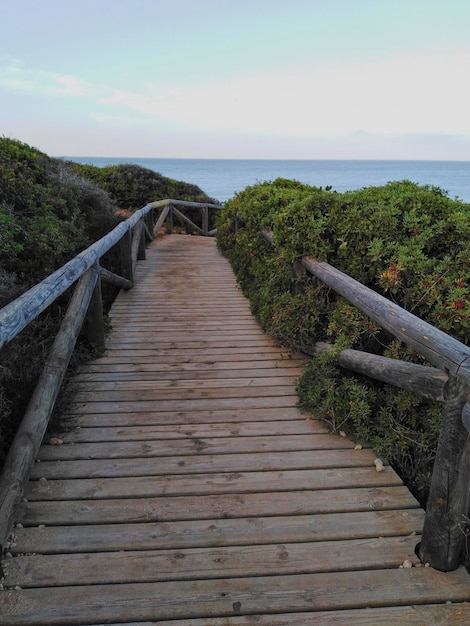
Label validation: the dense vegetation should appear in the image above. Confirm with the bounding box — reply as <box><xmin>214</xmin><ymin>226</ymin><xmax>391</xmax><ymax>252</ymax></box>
<box><xmin>0</xmin><ymin>137</ymin><xmax>214</xmax><ymax>468</ymax></box>
<box><xmin>216</xmin><ymin>178</ymin><xmax>470</xmax><ymax>504</ymax></box>
<box><xmin>66</xmin><ymin>161</ymin><xmax>217</xmax><ymax>210</ymax></box>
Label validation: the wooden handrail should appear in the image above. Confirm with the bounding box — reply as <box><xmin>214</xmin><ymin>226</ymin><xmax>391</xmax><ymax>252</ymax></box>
<box><xmin>0</xmin><ymin>198</ymin><xmax>222</xmax><ymax>550</ymax></box>
<box><xmin>260</xmin><ymin>228</ymin><xmax>470</xmax><ymax>572</ymax></box>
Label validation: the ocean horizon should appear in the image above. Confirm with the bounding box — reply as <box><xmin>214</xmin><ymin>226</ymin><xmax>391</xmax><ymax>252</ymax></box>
<box><xmin>64</xmin><ymin>157</ymin><xmax>470</xmax><ymax>204</ymax></box>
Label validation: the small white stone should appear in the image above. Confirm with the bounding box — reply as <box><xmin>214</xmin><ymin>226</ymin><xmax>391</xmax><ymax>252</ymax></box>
<box><xmin>402</xmin><ymin>559</ymin><xmax>413</xmax><ymax>568</ymax></box>
<box><xmin>354</xmin><ymin>444</ymin><xmax>363</xmax><ymax>450</ymax></box>
<box><xmin>374</xmin><ymin>458</ymin><xmax>385</xmax><ymax>472</ymax></box>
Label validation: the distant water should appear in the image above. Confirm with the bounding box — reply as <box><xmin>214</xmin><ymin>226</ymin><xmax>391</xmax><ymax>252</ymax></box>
<box><xmin>65</xmin><ymin>157</ymin><xmax>470</xmax><ymax>204</ymax></box>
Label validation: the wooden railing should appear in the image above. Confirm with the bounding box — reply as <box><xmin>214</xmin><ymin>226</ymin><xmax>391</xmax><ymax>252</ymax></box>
<box><xmin>260</xmin><ymin>230</ymin><xmax>470</xmax><ymax>572</ymax></box>
<box><xmin>0</xmin><ymin>199</ymin><xmax>222</xmax><ymax>550</ymax></box>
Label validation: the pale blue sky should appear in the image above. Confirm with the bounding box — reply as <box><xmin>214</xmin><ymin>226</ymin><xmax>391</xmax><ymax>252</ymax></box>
<box><xmin>1</xmin><ymin>0</ymin><xmax>470</xmax><ymax>159</ymax></box>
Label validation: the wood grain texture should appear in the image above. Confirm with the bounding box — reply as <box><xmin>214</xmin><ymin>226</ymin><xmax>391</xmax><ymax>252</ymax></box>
<box><xmin>1</xmin><ymin>234</ymin><xmax>468</xmax><ymax>624</ymax></box>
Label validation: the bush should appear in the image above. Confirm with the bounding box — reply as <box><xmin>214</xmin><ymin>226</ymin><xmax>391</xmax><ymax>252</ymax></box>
<box><xmin>68</xmin><ymin>162</ymin><xmax>219</xmax><ymax>231</ymax></box>
<box><xmin>217</xmin><ymin>178</ymin><xmax>470</xmax><ymax>504</ymax></box>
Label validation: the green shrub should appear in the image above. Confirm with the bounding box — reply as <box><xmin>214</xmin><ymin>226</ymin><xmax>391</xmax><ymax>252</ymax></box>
<box><xmin>68</xmin><ymin>161</ymin><xmax>219</xmax><ymax>230</ymax></box>
<box><xmin>217</xmin><ymin>178</ymin><xmax>470</xmax><ymax>504</ymax></box>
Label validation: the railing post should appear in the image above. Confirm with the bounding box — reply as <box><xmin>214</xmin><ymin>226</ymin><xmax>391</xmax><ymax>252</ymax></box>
<box><xmin>137</xmin><ymin>221</ymin><xmax>146</xmax><ymax>261</ymax></box>
<box><xmin>202</xmin><ymin>205</ymin><xmax>209</xmax><ymax>236</ymax></box>
<box><xmin>85</xmin><ymin>262</ymin><xmax>105</xmax><ymax>349</ymax></box>
<box><xmin>144</xmin><ymin>210</ymin><xmax>154</xmax><ymax>241</ymax></box>
<box><xmin>119</xmin><ymin>229</ymin><xmax>134</xmax><ymax>284</ymax></box>
<box><xmin>292</xmin><ymin>259</ymin><xmax>306</xmax><ymax>296</ymax></box>
<box><xmin>418</xmin><ymin>374</ymin><xmax>470</xmax><ymax>571</ymax></box>
<box><xmin>168</xmin><ymin>205</ymin><xmax>173</xmax><ymax>234</ymax></box>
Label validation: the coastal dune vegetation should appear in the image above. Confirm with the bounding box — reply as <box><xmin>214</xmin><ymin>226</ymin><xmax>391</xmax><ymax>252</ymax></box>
<box><xmin>216</xmin><ymin>177</ymin><xmax>470</xmax><ymax>504</ymax></box>
<box><xmin>0</xmin><ymin>137</ymin><xmax>215</xmax><ymax>468</ymax></box>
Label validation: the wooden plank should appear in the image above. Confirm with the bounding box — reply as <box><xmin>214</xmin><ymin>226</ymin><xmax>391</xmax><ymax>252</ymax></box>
<box><xmin>104</xmin><ymin>339</ymin><xmax>277</xmax><ymax>350</ymax></box>
<box><xmin>17</xmin><ymin>486</ymin><xmax>421</xmax><ymax>525</ymax></box>
<box><xmin>49</xmin><ymin>419</ymin><xmax>326</xmax><ymax>443</ymax></box>
<box><xmin>67</xmin><ymin>395</ymin><xmax>304</xmax><ymax>414</ymax></box>
<box><xmin>108</xmin><ymin>330</ymin><xmax>265</xmax><ymax>339</ymax></box>
<box><xmin>81</xmin><ymin>604</ymin><xmax>470</xmax><ymax>626</ymax></box>
<box><xmin>84</xmin><ymin>346</ymin><xmax>298</xmax><ymax>368</ymax></box>
<box><xmin>71</xmin><ymin>386</ymin><xmax>300</xmax><ymax>403</ymax></box>
<box><xmin>9</xmin><ymin>509</ymin><xmax>425</xmax><ymax>554</ymax></box>
<box><xmin>69</xmin><ymin>376</ymin><xmax>301</xmax><ymax>393</ymax></box>
<box><xmin>4</xmin><ymin>536</ymin><xmax>421</xmax><ymax>587</ymax></box>
<box><xmin>36</xmin><ymin>434</ymin><xmax>358</xmax><ymax>461</ymax></box>
<box><xmin>25</xmin><ymin>467</ymin><xmax>402</xmax><ymax>501</ymax></box>
<box><xmin>73</xmin><ymin>366</ymin><xmax>303</xmax><ymax>383</ymax></box>
<box><xmin>108</xmin><ymin>320</ymin><xmax>261</xmax><ymax>329</ymax></box>
<box><xmin>29</xmin><ymin>448</ymin><xmax>378</xmax><ymax>480</ymax></box>
<box><xmin>67</xmin><ymin>407</ymin><xmax>310</xmax><ymax>426</ymax></box>
<box><xmin>1</xmin><ymin>568</ymin><xmax>468</xmax><ymax>625</ymax></box>
<box><xmin>84</xmin><ymin>347</ymin><xmax>295</xmax><ymax>362</ymax></box>
<box><xmin>78</xmin><ymin>357</ymin><xmax>302</xmax><ymax>371</ymax></box>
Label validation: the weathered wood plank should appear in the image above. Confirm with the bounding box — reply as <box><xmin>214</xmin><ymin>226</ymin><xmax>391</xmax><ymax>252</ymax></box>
<box><xmin>104</xmin><ymin>339</ymin><xmax>277</xmax><ymax>350</ymax></box>
<box><xmin>84</xmin><ymin>604</ymin><xmax>470</xmax><ymax>626</ymax></box>
<box><xmin>109</xmin><ymin>318</ymin><xmax>261</xmax><ymax>327</ymax></box>
<box><xmin>70</xmin><ymin>376</ymin><xmax>301</xmax><ymax>393</ymax></box>
<box><xmin>16</xmin><ymin>486</ymin><xmax>420</xmax><ymax>525</ymax></box>
<box><xmin>66</xmin><ymin>407</ymin><xmax>310</xmax><ymax>426</ymax></box>
<box><xmin>49</xmin><ymin>419</ymin><xmax>325</xmax><ymax>443</ymax></box>
<box><xmin>10</xmin><ymin>509</ymin><xmax>424</xmax><ymax>554</ymax></box>
<box><xmin>29</xmin><ymin>448</ymin><xmax>378</xmax><ymax>480</ymax></box>
<box><xmin>36</xmin><ymin>433</ymin><xmax>358</xmax><ymax>461</ymax></box>
<box><xmin>109</xmin><ymin>329</ymin><xmax>264</xmax><ymax>338</ymax></box>
<box><xmin>70</xmin><ymin>384</ymin><xmax>299</xmax><ymax>402</ymax></box>
<box><xmin>85</xmin><ymin>346</ymin><xmax>294</xmax><ymax>362</ymax></box>
<box><xmin>74</xmin><ymin>355</ymin><xmax>301</xmax><ymax>372</ymax></box>
<box><xmin>1</xmin><ymin>568</ymin><xmax>468</xmax><ymax>625</ymax></box>
<box><xmin>4</xmin><ymin>536</ymin><xmax>420</xmax><ymax>587</ymax></box>
<box><xmin>67</xmin><ymin>395</ymin><xmax>304</xmax><ymax>414</ymax></box>
<box><xmin>74</xmin><ymin>366</ymin><xmax>303</xmax><ymax>383</ymax></box>
<box><xmin>25</xmin><ymin>467</ymin><xmax>401</xmax><ymax>501</ymax></box>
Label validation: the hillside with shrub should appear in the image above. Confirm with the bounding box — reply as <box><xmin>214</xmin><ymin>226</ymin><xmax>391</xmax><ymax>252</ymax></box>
<box><xmin>0</xmin><ymin>137</ymin><xmax>215</xmax><ymax>468</ymax></box>
<box><xmin>216</xmin><ymin>178</ymin><xmax>470</xmax><ymax>504</ymax></box>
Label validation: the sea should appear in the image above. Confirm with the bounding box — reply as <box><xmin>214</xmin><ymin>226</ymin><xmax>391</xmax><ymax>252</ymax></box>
<box><xmin>65</xmin><ymin>157</ymin><xmax>470</xmax><ymax>204</ymax></box>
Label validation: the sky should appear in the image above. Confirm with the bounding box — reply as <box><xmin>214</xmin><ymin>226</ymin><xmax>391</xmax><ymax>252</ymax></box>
<box><xmin>1</xmin><ymin>0</ymin><xmax>470</xmax><ymax>160</ymax></box>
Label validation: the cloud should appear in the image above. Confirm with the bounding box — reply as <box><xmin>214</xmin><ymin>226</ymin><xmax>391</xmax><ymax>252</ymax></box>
<box><xmin>2</xmin><ymin>49</ymin><xmax>470</xmax><ymax>140</ymax></box>
<box><xmin>0</xmin><ymin>61</ymin><xmax>103</xmax><ymax>99</ymax></box>
<box><xmin>95</xmin><ymin>50</ymin><xmax>470</xmax><ymax>137</ymax></box>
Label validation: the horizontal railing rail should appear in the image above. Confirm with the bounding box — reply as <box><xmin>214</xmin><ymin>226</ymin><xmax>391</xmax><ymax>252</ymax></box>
<box><xmin>0</xmin><ymin>199</ymin><xmax>222</xmax><ymax>550</ymax></box>
<box><xmin>260</xmin><ymin>229</ymin><xmax>470</xmax><ymax>572</ymax></box>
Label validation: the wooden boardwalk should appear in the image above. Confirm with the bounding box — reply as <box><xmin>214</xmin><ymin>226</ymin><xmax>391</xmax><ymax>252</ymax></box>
<box><xmin>1</xmin><ymin>234</ymin><xmax>470</xmax><ymax>624</ymax></box>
